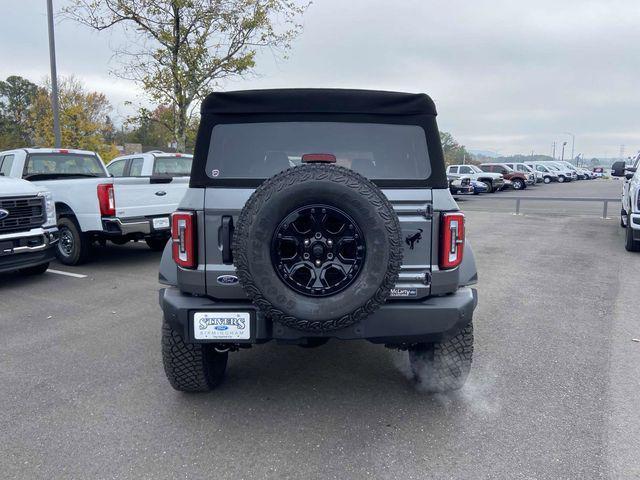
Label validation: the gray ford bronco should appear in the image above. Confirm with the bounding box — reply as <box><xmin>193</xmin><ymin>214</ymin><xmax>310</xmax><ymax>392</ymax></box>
<box><xmin>158</xmin><ymin>89</ymin><xmax>478</xmax><ymax>393</ymax></box>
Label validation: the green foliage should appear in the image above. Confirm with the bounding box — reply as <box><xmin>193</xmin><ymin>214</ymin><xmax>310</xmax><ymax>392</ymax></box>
<box><xmin>0</xmin><ymin>76</ymin><xmax>38</xmax><ymax>149</ymax></box>
<box><xmin>64</xmin><ymin>0</ymin><xmax>310</xmax><ymax>151</ymax></box>
<box><xmin>440</xmin><ymin>131</ymin><xmax>472</xmax><ymax>166</ymax></box>
<box><xmin>117</xmin><ymin>105</ymin><xmax>199</xmax><ymax>152</ymax></box>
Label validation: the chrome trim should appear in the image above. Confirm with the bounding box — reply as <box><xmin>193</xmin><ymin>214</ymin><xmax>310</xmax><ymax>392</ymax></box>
<box><xmin>0</xmin><ymin>227</ymin><xmax>58</xmax><ymax>254</ymax></box>
<box><xmin>108</xmin><ymin>218</ymin><xmax>152</xmax><ymax>235</ymax></box>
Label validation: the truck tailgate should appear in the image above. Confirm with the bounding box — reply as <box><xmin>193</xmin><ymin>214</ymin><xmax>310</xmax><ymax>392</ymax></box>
<box><xmin>112</xmin><ymin>177</ymin><xmax>189</xmax><ymax>218</ymax></box>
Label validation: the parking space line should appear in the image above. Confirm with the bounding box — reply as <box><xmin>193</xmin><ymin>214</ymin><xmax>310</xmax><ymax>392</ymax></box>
<box><xmin>47</xmin><ymin>269</ymin><xmax>88</xmax><ymax>279</ymax></box>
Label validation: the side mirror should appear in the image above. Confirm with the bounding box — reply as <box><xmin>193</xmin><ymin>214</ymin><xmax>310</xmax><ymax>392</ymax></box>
<box><xmin>611</xmin><ymin>160</ymin><xmax>626</xmax><ymax>177</ymax></box>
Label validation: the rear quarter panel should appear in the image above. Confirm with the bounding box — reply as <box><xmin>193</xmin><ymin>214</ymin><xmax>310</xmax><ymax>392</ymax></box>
<box><xmin>31</xmin><ymin>178</ymin><xmax>111</xmax><ymax>231</ymax></box>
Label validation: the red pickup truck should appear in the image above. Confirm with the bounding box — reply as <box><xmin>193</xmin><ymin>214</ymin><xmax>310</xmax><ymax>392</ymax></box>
<box><xmin>479</xmin><ymin>163</ymin><xmax>535</xmax><ymax>190</ymax></box>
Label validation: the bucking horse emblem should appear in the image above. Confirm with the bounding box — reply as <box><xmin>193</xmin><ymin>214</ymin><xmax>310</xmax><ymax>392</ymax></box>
<box><xmin>405</xmin><ymin>229</ymin><xmax>423</xmax><ymax>250</ymax></box>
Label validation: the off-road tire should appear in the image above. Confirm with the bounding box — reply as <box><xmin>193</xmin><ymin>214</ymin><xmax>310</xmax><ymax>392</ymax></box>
<box><xmin>162</xmin><ymin>321</ymin><xmax>228</xmax><ymax>392</ymax></box>
<box><xmin>20</xmin><ymin>262</ymin><xmax>49</xmax><ymax>275</ymax></box>
<box><xmin>56</xmin><ymin>217</ymin><xmax>91</xmax><ymax>265</ymax></box>
<box><xmin>146</xmin><ymin>237</ymin><xmax>168</xmax><ymax>251</ymax></box>
<box><xmin>624</xmin><ymin>221</ymin><xmax>640</xmax><ymax>252</ymax></box>
<box><xmin>408</xmin><ymin>323</ymin><xmax>474</xmax><ymax>393</ymax></box>
<box><xmin>233</xmin><ymin>163</ymin><xmax>403</xmax><ymax>333</ymax></box>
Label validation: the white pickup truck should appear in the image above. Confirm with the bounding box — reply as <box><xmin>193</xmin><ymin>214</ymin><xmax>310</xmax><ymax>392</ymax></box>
<box><xmin>446</xmin><ymin>164</ymin><xmax>505</xmax><ymax>193</ymax></box>
<box><xmin>0</xmin><ymin>148</ymin><xmax>190</xmax><ymax>264</ymax></box>
<box><xmin>612</xmin><ymin>153</ymin><xmax>640</xmax><ymax>251</ymax></box>
<box><xmin>0</xmin><ymin>176</ymin><xmax>58</xmax><ymax>274</ymax></box>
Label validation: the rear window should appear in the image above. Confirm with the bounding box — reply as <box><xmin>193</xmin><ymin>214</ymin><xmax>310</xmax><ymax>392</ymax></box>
<box><xmin>153</xmin><ymin>156</ymin><xmax>192</xmax><ymax>176</ymax></box>
<box><xmin>24</xmin><ymin>153</ymin><xmax>106</xmax><ymax>178</ymax></box>
<box><xmin>206</xmin><ymin>122</ymin><xmax>431</xmax><ymax>180</ymax></box>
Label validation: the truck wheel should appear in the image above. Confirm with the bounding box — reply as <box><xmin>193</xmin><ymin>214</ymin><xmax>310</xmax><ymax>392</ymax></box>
<box><xmin>408</xmin><ymin>323</ymin><xmax>474</xmax><ymax>393</ymax></box>
<box><xmin>543</xmin><ymin>176</ymin><xmax>551</xmax><ymax>184</ymax></box>
<box><xmin>56</xmin><ymin>217</ymin><xmax>90</xmax><ymax>265</ymax></box>
<box><xmin>20</xmin><ymin>262</ymin><xmax>49</xmax><ymax>275</ymax></box>
<box><xmin>146</xmin><ymin>237</ymin><xmax>168</xmax><ymax>251</ymax></box>
<box><xmin>624</xmin><ymin>222</ymin><xmax>640</xmax><ymax>252</ymax></box>
<box><xmin>512</xmin><ymin>178</ymin><xmax>525</xmax><ymax>190</ymax></box>
<box><xmin>557</xmin><ymin>175</ymin><xmax>565</xmax><ymax>183</ymax></box>
<box><xmin>162</xmin><ymin>321</ymin><xmax>228</xmax><ymax>392</ymax></box>
<box><xmin>233</xmin><ymin>163</ymin><xmax>402</xmax><ymax>333</ymax></box>
<box><xmin>483</xmin><ymin>180</ymin><xmax>494</xmax><ymax>193</ymax></box>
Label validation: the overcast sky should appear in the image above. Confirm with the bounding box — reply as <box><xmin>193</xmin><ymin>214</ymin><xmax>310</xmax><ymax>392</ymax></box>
<box><xmin>1</xmin><ymin>0</ymin><xmax>639</xmax><ymax>158</ymax></box>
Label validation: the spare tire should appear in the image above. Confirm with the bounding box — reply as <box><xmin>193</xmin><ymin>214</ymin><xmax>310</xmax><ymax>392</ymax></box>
<box><xmin>233</xmin><ymin>163</ymin><xmax>402</xmax><ymax>332</ymax></box>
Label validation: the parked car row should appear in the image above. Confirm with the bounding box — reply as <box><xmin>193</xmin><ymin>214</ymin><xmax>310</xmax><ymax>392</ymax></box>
<box><xmin>0</xmin><ymin>147</ymin><xmax>191</xmax><ymax>272</ymax></box>
<box><xmin>446</xmin><ymin>160</ymin><xmax>601</xmax><ymax>195</ymax></box>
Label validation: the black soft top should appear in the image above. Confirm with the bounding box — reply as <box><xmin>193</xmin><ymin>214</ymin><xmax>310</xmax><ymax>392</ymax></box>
<box><xmin>201</xmin><ymin>89</ymin><xmax>437</xmax><ymax>116</ymax></box>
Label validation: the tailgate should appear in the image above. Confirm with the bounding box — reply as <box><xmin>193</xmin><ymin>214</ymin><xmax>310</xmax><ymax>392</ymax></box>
<box><xmin>112</xmin><ymin>177</ymin><xmax>189</xmax><ymax>218</ymax></box>
<box><xmin>203</xmin><ymin>187</ymin><xmax>433</xmax><ymax>300</ymax></box>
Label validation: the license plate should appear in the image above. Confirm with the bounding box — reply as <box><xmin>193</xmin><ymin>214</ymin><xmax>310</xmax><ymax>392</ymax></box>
<box><xmin>152</xmin><ymin>217</ymin><xmax>170</xmax><ymax>229</ymax></box>
<box><xmin>193</xmin><ymin>312</ymin><xmax>251</xmax><ymax>340</ymax></box>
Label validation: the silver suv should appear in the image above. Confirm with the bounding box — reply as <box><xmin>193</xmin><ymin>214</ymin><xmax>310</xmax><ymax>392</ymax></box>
<box><xmin>158</xmin><ymin>89</ymin><xmax>479</xmax><ymax>393</ymax></box>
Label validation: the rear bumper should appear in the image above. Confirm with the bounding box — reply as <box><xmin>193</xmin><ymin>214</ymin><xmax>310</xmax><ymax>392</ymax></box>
<box><xmin>0</xmin><ymin>227</ymin><xmax>58</xmax><ymax>273</ymax></box>
<box><xmin>101</xmin><ymin>216</ymin><xmax>171</xmax><ymax>237</ymax></box>
<box><xmin>159</xmin><ymin>286</ymin><xmax>478</xmax><ymax>345</ymax></box>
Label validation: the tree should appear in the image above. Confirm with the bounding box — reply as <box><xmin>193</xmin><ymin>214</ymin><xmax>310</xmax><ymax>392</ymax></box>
<box><xmin>440</xmin><ymin>131</ymin><xmax>472</xmax><ymax>166</ymax></box>
<box><xmin>64</xmin><ymin>0</ymin><xmax>310</xmax><ymax>151</ymax></box>
<box><xmin>0</xmin><ymin>75</ymin><xmax>38</xmax><ymax>148</ymax></box>
<box><xmin>30</xmin><ymin>77</ymin><xmax>119</xmax><ymax>161</ymax></box>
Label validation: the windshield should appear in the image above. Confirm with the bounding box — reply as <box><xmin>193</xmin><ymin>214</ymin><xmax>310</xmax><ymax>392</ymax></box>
<box><xmin>24</xmin><ymin>153</ymin><xmax>106</xmax><ymax>178</ymax></box>
<box><xmin>153</xmin><ymin>156</ymin><xmax>192</xmax><ymax>176</ymax></box>
<box><xmin>206</xmin><ymin>122</ymin><xmax>431</xmax><ymax>180</ymax></box>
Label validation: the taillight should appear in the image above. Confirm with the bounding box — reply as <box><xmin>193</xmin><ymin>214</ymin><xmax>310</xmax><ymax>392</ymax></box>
<box><xmin>97</xmin><ymin>184</ymin><xmax>115</xmax><ymax>216</ymax></box>
<box><xmin>172</xmin><ymin>211</ymin><xmax>196</xmax><ymax>268</ymax></box>
<box><xmin>439</xmin><ymin>212</ymin><xmax>465</xmax><ymax>270</ymax></box>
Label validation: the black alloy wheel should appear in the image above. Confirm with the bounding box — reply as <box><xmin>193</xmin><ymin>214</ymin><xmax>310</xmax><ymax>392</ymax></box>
<box><xmin>271</xmin><ymin>204</ymin><xmax>366</xmax><ymax>297</ymax></box>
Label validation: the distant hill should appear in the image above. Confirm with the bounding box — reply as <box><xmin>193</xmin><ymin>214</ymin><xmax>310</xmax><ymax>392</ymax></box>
<box><xmin>468</xmin><ymin>149</ymin><xmax>500</xmax><ymax>158</ymax></box>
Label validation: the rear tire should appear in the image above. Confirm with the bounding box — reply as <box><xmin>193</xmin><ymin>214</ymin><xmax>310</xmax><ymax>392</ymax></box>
<box><xmin>543</xmin><ymin>176</ymin><xmax>551</xmax><ymax>184</ymax></box>
<box><xmin>20</xmin><ymin>262</ymin><xmax>49</xmax><ymax>275</ymax></box>
<box><xmin>56</xmin><ymin>217</ymin><xmax>91</xmax><ymax>265</ymax></box>
<box><xmin>162</xmin><ymin>321</ymin><xmax>228</xmax><ymax>392</ymax></box>
<box><xmin>408</xmin><ymin>323</ymin><xmax>474</xmax><ymax>393</ymax></box>
<box><xmin>624</xmin><ymin>221</ymin><xmax>640</xmax><ymax>252</ymax></box>
<box><xmin>146</xmin><ymin>237</ymin><xmax>168</xmax><ymax>251</ymax></box>
<box><xmin>557</xmin><ymin>176</ymin><xmax>565</xmax><ymax>183</ymax></box>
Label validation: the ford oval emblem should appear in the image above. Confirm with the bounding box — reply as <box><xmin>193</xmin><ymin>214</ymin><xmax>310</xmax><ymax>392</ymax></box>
<box><xmin>217</xmin><ymin>275</ymin><xmax>239</xmax><ymax>285</ymax></box>
<box><xmin>0</xmin><ymin>208</ymin><xmax>9</xmax><ymax>221</ymax></box>
<box><xmin>214</xmin><ymin>325</ymin><xmax>229</xmax><ymax>331</ymax></box>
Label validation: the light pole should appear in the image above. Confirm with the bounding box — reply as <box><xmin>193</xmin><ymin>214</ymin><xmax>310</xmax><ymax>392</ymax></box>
<box><xmin>564</xmin><ymin>132</ymin><xmax>575</xmax><ymax>164</ymax></box>
<box><xmin>560</xmin><ymin>141</ymin><xmax>567</xmax><ymax>162</ymax></box>
<box><xmin>47</xmin><ymin>0</ymin><xmax>61</xmax><ymax>148</ymax></box>
<box><xmin>552</xmin><ymin>141</ymin><xmax>556</xmax><ymax>159</ymax></box>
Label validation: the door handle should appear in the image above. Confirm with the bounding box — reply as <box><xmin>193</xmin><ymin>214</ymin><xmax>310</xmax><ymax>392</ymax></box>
<box><xmin>155</xmin><ymin>191</ymin><xmax>167</xmax><ymax>196</ymax></box>
<box><xmin>221</xmin><ymin>216</ymin><xmax>234</xmax><ymax>264</ymax></box>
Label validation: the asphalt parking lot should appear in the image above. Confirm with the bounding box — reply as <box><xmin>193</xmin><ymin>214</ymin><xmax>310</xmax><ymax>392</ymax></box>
<box><xmin>1</xmin><ymin>180</ymin><xmax>639</xmax><ymax>479</ymax></box>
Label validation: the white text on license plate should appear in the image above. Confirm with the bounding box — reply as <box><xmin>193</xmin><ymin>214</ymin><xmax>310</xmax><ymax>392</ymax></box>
<box><xmin>193</xmin><ymin>312</ymin><xmax>250</xmax><ymax>340</ymax></box>
<box><xmin>152</xmin><ymin>217</ymin><xmax>170</xmax><ymax>229</ymax></box>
